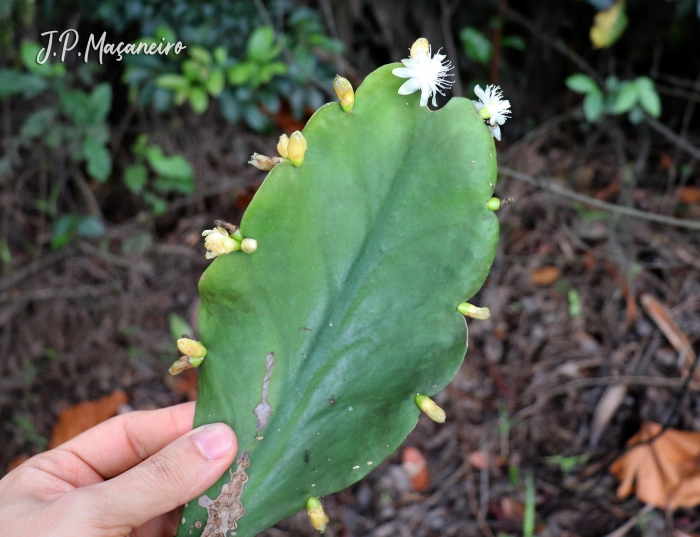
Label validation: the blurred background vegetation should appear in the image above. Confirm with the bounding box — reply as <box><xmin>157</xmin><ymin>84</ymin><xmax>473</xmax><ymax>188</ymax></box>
<box><xmin>2</xmin><ymin>1</ymin><xmax>700</xmax><ymax>535</ymax></box>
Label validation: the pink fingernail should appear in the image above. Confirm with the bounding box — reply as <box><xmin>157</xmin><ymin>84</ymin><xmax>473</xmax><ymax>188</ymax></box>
<box><xmin>194</xmin><ymin>423</ymin><xmax>234</xmax><ymax>460</ymax></box>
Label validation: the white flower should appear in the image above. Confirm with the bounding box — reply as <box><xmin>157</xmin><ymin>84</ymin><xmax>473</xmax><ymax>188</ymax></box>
<box><xmin>472</xmin><ymin>85</ymin><xmax>511</xmax><ymax>141</ymax></box>
<box><xmin>392</xmin><ymin>38</ymin><xmax>454</xmax><ymax>108</ymax></box>
<box><xmin>202</xmin><ymin>226</ymin><xmax>239</xmax><ymax>259</ymax></box>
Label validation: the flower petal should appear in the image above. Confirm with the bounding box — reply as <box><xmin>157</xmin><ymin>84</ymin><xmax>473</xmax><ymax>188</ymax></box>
<box><xmin>419</xmin><ymin>87</ymin><xmax>430</xmax><ymax>107</ymax></box>
<box><xmin>472</xmin><ymin>100</ymin><xmax>484</xmax><ymax>111</ymax></box>
<box><xmin>474</xmin><ymin>85</ymin><xmax>486</xmax><ymax>101</ymax></box>
<box><xmin>489</xmin><ymin>124</ymin><xmax>501</xmax><ymax>141</ymax></box>
<box><xmin>392</xmin><ymin>67</ymin><xmax>412</xmax><ymax>78</ymax></box>
<box><xmin>398</xmin><ymin>78</ymin><xmax>421</xmax><ymax>95</ymax></box>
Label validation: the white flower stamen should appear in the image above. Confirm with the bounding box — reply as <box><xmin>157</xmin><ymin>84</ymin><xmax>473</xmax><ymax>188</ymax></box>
<box><xmin>472</xmin><ymin>84</ymin><xmax>511</xmax><ymax>141</ymax></box>
<box><xmin>392</xmin><ymin>38</ymin><xmax>454</xmax><ymax>108</ymax></box>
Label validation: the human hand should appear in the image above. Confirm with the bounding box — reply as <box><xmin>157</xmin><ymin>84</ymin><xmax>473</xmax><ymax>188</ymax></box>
<box><xmin>0</xmin><ymin>402</ymin><xmax>237</xmax><ymax>537</ymax></box>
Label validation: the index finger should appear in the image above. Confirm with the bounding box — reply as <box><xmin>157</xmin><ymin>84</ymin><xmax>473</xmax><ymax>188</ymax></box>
<box><xmin>56</xmin><ymin>402</ymin><xmax>196</xmax><ymax>479</ymax></box>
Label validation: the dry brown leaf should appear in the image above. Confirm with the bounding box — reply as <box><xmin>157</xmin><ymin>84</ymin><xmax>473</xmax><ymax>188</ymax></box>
<box><xmin>529</xmin><ymin>266</ymin><xmax>561</xmax><ymax>286</ymax></box>
<box><xmin>49</xmin><ymin>390</ymin><xmax>128</xmax><ymax>449</ymax></box>
<box><xmin>589</xmin><ymin>384</ymin><xmax>627</xmax><ymax>448</ymax></box>
<box><xmin>402</xmin><ymin>446</ymin><xmax>429</xmax><ymax>492</ymax></box>
<box><xmin>499</xmin><ymin>496</ymin><xmax>525</xmax><ymax>522</ymax></box>
<box><xmin>173</xmin><ymin>368</ymin><xmax>199</xmax><ymax>401</ymax></box>
<box><xmin>467</xmin><ymin>450</ymin><xmax>507</xmax><ymax>470</ymax></box>
<box><xmin>609</xmin><ymin>422</ymin><xmax>700</xmax><ymax>509</ymax></box>
<box><xmin>640</xmin><ymin>293</ymin><xmax>696</xmax><ymax>377</ymax></box>
<box><xmin>679</xmin><ymin>186</ymin><xmax>700</xmax><ymax>204</ymax></box>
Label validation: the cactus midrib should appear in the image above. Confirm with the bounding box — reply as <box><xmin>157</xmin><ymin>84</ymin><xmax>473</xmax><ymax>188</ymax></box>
<box><xmin>291</xmin><ymin>110</ymin><xmax>430</xmax><ymax>400</ymax></box>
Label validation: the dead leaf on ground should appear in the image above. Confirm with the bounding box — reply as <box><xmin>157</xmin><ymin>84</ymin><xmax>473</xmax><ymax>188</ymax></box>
<box><xmin>640</xmin><ymin>293</ymin><xmax>696</xmax><ymax>378</ymax></box>
<box><xmin>679</xmin><ymin>186</ymin><xmax>700</xmax><ymax>204</ymax></box>
<box><xmin>529</xmin><ymin>266</ymin><xmax>561</xmax><ymax>286</ymax></box>
<box><xmin>172</xmin><ymin>368</ymin><xmax>199</xmax><ymax>401</ymax></box>
<box><xmin>609</xmin><ymin>422</ymin><xmax>700</xmax><ymax>509</ymax></box>
<box><xmin>468</xmin><ymin>450</ymin><xmax>507</xmax><ymax>470</ymax></box>
<box><xmin>589</xmin><ymin>384</ymin><xmax>627</xmax><ymax>448</ymax></box>
<box><xmin>402</xmin><ymin>446</ymin><xmax>429</xmax><ymax>492</ymax></box>
<box><xmin>49</xmin><ymin>390</ymin><xmax>128</xmax><ymax>449</ymax></box>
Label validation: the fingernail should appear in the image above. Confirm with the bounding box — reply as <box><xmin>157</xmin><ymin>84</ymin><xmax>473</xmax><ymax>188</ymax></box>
<box><xmin>194</xmin><ymin>423</ymin><xmax>235</xmax><ymax>460</ymax></box>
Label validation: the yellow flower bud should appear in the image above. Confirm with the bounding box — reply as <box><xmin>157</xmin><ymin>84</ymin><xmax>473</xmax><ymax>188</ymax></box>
<box><xmin>277</xmin><ymin>134</ymin><xmax>289</xmax><ymax>158</ymax></box>
<box><xmin>177</xmin><ymin>337</ymin><xmax>208</xmax><ymax>358</ymax></box>
<box><xmin>415</xmin><ymin>394</ymin><xmax>446</xmax><ymax>423</ymax></box>
<box><xmin>249</xmin><ymin>153</ymin><xmax>282</xmax><ymax>171</ymax></box>
<box><xmin>241</xmin><ymin>238</ymin><xmax>258</xmax><ymax>254</ymax></box>
<box><xmin>457</xmin><ymin>302</ymin><xmax>491</xmax><ymax>320</ymax></box>
<box><xmin>306</xmin><ymin>497</ymin><xmax>329</xmax><ymax>532</ymax></box>
<box><xmin>487</xmin><ymin>197</ymin><xmax>501</xmax><ymax>211</ymax></box>
<box><xmin>202</xmin><ymin>226</ymin><xmax>240</xmax><ymax>259</ymax></box>
<box><xmin>287</xmin><ymin>131</ymin><xmax>307</xmax><ymax>167</ymax></box>
<box><xmin>333</xmin><ymin>75</ymin><xmax>355</xmax><ymax>113</ymax></box>
<box><xmin>410</xmin><ymin>37</ymin><xmax>430</xmax><ymax>59</ymax></box>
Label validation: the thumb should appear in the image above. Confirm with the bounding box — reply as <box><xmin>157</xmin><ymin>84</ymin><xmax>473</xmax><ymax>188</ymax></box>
<box><xmin>75</xmin><ymin>422</ymin><xmax>237</xmax><ymax>531</ymax></box>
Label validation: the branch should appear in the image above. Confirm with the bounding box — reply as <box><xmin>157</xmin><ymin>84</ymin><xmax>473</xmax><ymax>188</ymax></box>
<box><xmin>644</xmin><ymin>114</ymin><xmax>700</xmax><ymax>162</ymax></box>
<box><xmin>499</xmin><ymin>167</ymin><xmax>700</xmax><ymax>231</ymax></box>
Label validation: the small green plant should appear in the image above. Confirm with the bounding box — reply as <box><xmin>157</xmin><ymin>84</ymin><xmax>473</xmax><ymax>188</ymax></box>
<box><xmin>155</xmin><ymin>44</ymin><xmax>228</xmax><ymax>114</ymax></box>
<box><xmin>460</xmin><ymin>26</ymin><xmax>525</xmax><ymax>67</ymax></box>
<box><xmin>565</xmin><ymin>73</ymin><xmax>661</xmax><ymax>123</ymax></box>
<box><xmin>523</xmin><ymin>470</ymin><xmax>536</xmax><ymax>537</ymax></box>
<box><xmin>123</xmin><ymin>134</ymin><xmax>195</xmax><ymax>215</ymax></box>
<box><xmin>121</xmin><ymin>6</ymin><xmax>342</xmax><ymax>133</ymax></box>
<box><xmin>545</xmin><ymin>453</ymin><xmax>591</xmax><ymax>475</ymax></box>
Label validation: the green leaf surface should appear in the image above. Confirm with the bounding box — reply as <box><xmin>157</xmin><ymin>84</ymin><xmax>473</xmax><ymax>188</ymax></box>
<box><xmin>124</xmin><ymin>164</ymin><xmax>148</xmax><ymax>193</ymax></box>
<box><xmin>83</xmin><ymin>138</ymin><xmax>112</xmax><ymax>183</ymax></box>
<box><xmin>635</xmin><ymin>76</ymin><xmax>661</xmax><ymax>117</ymax></box>
<box><xmin>0</xmin><ymin>69</ymin><xmax>47</xmax><ymax>98</ymax></box>
<box><xmin>613</xmin><ymin>81</ymin><xmax>639</xmax><ymax>114</ymax></box>
<box><xmin>20</xmin><ymin>108</ymin><xmax>56</xmax><ymax>139</ymax></box>
<box><xmin>228</xmin><ymin>62</ymin><xmax>256</xmax><ymax>85</ymax></box>
<box><xmin>247</xmin><ymin>26</ymin><xmax>278</xmax><ymax>62</ymax></box>
<box><xmin>145</xmin><ymin>147</ymin><xmax>194</xmax><ymax>180</ymax></box>
<box><xmin>189</xmin><ymin>86</ymin><xmax>209</xmax><ymax>113</ymax></box>
<box><xmin>21</xmin><ymin>42</ymin><xmax>54</xmax><ymax>77</ymax></box>
<box><xmin>206</xmin><ymin>69</ymin><xmax>225</xmax><ymax>97</ymax></box>
<box><xmin>583</xmin><ymin>90</ymin><xmax>604</xmax><ymax>122</ymax></box>
<box><xmin>156</xmin><ymin>74</ymin><xmax>190</xmax><ymax>91</ymax></box>
<box><xmin>153</xmin><ymin>174</ymin><xmax>195</xmax><ymax>194</ymax></box>
<box><xmin>59</xmin><ymin>90</ymin><xmax>92</xmax><ymax>124</ymax></box>
<box><xmin>460</xmin><ymin>26</ymin><xmax>492</xmax><ymax>65</ymax></box>
<box><xmin>177</xmin><ymin>64</ymin><xmax>499</xmax><ymax>537</ymax></box>
<box><xmin>566</xmin><ymin>74</ymin><xmax>599</xmax><ymax>94</ymax></box>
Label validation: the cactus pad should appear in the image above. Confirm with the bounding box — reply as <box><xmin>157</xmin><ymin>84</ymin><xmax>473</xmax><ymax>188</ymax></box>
<box><xmin>177</xmin><ymin>63</ymin><xmax>499</xmax><ymax>536</ymax></box>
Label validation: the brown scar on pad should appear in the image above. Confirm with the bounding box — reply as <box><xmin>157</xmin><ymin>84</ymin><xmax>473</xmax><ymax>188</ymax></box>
<box><xmin>253</xmin><ymin>352</ymin><xmax>275</xmax><ymax>431</ymax></box>
<box><xmin>198</xmin><ymin>450</ymin><xmax>250</xmax><ymax>537</ymax></box>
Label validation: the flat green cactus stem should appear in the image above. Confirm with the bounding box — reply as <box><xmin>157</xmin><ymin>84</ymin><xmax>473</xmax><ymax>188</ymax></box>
<box><xmin>176</xmin><ymin>62</ymin><xmax>499</xmax><ymax>537</ymax></box>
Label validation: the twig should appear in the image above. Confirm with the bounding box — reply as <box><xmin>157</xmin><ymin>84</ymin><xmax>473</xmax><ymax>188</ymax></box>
<box><xmin>439</xmin><ymin>0</ymin><xmax>463</xmax><ymax>97</ymax></box>
<box><xmin>644</xmin><ymin>114</ymin><xmax>700</xmax><ymax>162</ymax></box>
<box><xmin>656</xmin><ymin>84</ymin><xmax>700</xmax><ymax>105</ymax></box>
<box><xmin>499</xmin><ymin>167</ymin><xmax>700</xmax><ymax>231</ymax></box>
<box><xmin>501</xmin><ymin>108</ymin><xmax>579</xmax><ymax>164</ymax></box>
<box><xmin>0</xmin><ymin>284</ymin><xmax>115</xmax><ymax>305</ymax></box>
<box><xmin>634</xmin><ymin>349</ymin><xmax>700</xmax><ymax>449</ymax></box>
<box><xmin>0</xmin><ymin>248</ymin><xmax>73</xmax><ymax>292</ymax></box>
<box><xmin>519</xmin><ymin>376</ymin><xmax>686</xmax><ymax>418</ymax></box>
<box><xmin>489</xmin><ymin>0</ymin><xmax>508</xmax><ymax>85</ymax></box>
<box><xmin>602</xmin><ymin>504</ymin><xmax>655</xmax><ymax>537</ymax></box>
